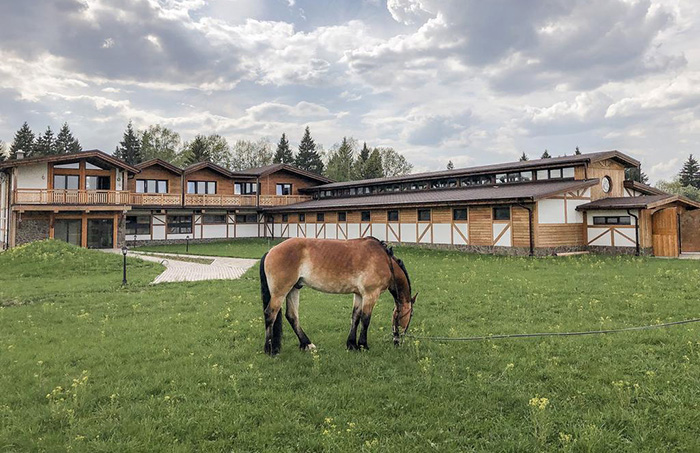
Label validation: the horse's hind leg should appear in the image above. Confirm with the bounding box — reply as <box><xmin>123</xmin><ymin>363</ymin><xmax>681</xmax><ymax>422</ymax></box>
<box><xmin>285</xmin><ymin>288</ymin><xmax>315</xmax><ymax>351</ymax></box>
<box><xmin>358</xmin><ymin>291</ymin><xmax>380</xmax><ymax>350</ymax></box>
<box><xmin>346</xmin><ymin>294</ymin><xmax>362</xmax><ymax>350</ymax></box>
<box><xmin>264</xmin><ymin>294</ymin><xmax>285</xmax><ymax>356</ymax></box>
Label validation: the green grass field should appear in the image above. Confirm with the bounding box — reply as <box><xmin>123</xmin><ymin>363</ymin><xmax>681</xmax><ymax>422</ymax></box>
<box><xmin>1</xmin><ymin>239</ymin><xmax>699</xmax><ymax>452</ymax></box>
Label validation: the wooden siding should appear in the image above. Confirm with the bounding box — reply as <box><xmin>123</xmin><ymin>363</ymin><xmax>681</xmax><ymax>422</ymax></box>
<box><xmin>652</xmin><ymin>207</ymin><xmax>679</xmax><ymax>257</ymax></box>
<box><xmin>468</xmin><ymin>206</ymin><xmax>492</xmax><ymax>245</ymax></box>
<box><xmin>680</xmin><ymin>209</ymin><xmax>700</xmax><ymax>253</ymax></box>
<box><xmin>372</xmin><ymin>210</ymin><xmax>388</xmax><ymax>222</ymax></box>
<box><xmin>185</xmin><ymin>168</ymin><xmax>234</xmax><ymax>195</ymax></box>
<box><xmin>128</xmin><ymin>164</ymin><xmax>182</xmax><ymax>194</ymax></box>
<box><xmin>400</xmin><ymin>209</ymin><xmax>418</xmax><ymax>223</ymax></box>
<box><xmin>258</xmin><ymin>169</ymin><xmax>322</xmax><ymax>196</ymax></box>
<box><xmin>536</xmin><ymin>224</ymin><xmax>585</xmax><ymax>247</ymax></box>
<box><xmin>432</xmin><ymin>207</ymin><xmax>451</xmax><ymax>223</ymax></box>
<box><xmin>512</xmin><ymin>206</ymin><xmax>531</xmax><ymax>247</ymax></box>
<box><xmin>588</xmin><ymin>159</ymin><xmax>626</xmax><ymax>200</ymax></box>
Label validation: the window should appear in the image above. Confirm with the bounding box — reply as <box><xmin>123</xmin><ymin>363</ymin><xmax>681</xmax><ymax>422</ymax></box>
<box><xmin>136</xmin><ymin>179</ymin><xmax>168</xmax><ymax>194</ymax></box>
<box><xmin>550</xmin><ymin>168</ymin><xmax>562</xmax><ymax>179</ymax></box>
<box><xmin>388</xmin><ymin>210</ymin><xmax>399</xmax><ymax>222</ymax></box>
<box><xmin>418</xmin><ymin>209</ymin><xmax>431</xmax><ymax>221</ymax></box>
<box><xmin>85</xmin><ymin>175</ymin><xmax>110</xmax><ymax>190</ymax></box>
<box><xmin>593</xmin><ymin>216</ymin><xmax>631</xmax><ymax>225</ymax></box>
<box><xmin>53</xmin><ymin>174</ymin><xmax>79</xmax><ymax>190</ymax></box>
<box><xmin>299</xmin><ymin>213</ymin><xmax>306</xmax><ymax>222</ymax></box>
<box><xmin>282</xmin><ymin>214</ymin><xmax>289</xmax><ymax>222</ymax></box>
<box><xmin>54</xmin><ymin>162</ymin><xmax>79</xmax><ymax>169</ymax></box>
<box><xmin>202</xmin><ymin>214</ymin><xmax>226</xmax><ymax>224</ymax></box>
<box><xmin>536</xmin><ymin>169</ymin><xmax>549</xmax><ymax>180</ymax></box>
<box><xmin>521</xmin><ymin>171</ymin><xmax>533</xmax><ymax>182</ymax></box>
<box><xmin>493</xmin><ymin>207</ymin><xmax>511</xmax><ymax>221</ymax></box>
<box><xmin>496</xmin><ymin>173</ymin><xmax>507</xmax><ymax>184</ymax></box>
<box><xmin>276</xmin><ymin>183</ymin><xmax>292</xmax><ymax>195</ymax></box>
<box><xmin>188</xmin><ymin>181</ymin><xmax>216</xmax><ymax>194</ymax></box>
<box><xmin>316</xmin><ymin>213</ymin><xmax>325</xmax><ymax>222</ymax></box>
<box><xmin>235</xmin><ymin>214</ymin><xmax>258</xmax><ymax>223</ymax></box>
<box><xmin>453</xmin><ymin>209</ymin><xmax>468</xmax><ymax>221</ymax></box>
<box><xmin>461</xmin><ymin>175</ymin><xmax>492</xmax><ymax>186</ymax></box>
<box><xmin>338</xmin><ymin>212</ymin><xmax>347</xmax><ymax>222</ymax></box>
<box><xmin>235</xmin><ymin>182</ymin><xmax>257</xmax><ymax>195</ymax></box>
<box><xmin>126</xmin><ymin>215</ymin><xmax>151</xmax><ymax>236</ymax></box>
<box><xmin>85</xmin><ymin>162</ymin><xmax>106</xmax><ymax>170</ymax></box>
<box><xmin>167</xmin><ymin>215</ymin><xmax>192</xmax><ymax>234</ymax></box>
<box><xmin>361</xmin><ymin>211</ymin><xmax>371</xmax><ymax>222</ymax></box>
<box><xmin>562</xmin><ymin>167</ymin><xmax>575</xmax><ymax>178</ymax></box>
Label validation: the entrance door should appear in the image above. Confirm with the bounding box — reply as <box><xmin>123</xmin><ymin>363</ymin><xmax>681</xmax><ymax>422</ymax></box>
<box><xmin>652</xmin><ymin>208</ymin><xmax>679</xmax><ymax>257</ymax></box>
<box><xmin>680</xmin><ymin>210</ymin><xmax>700</xmax><ymax>253</ymax></box>
<box><xmin>87</xmin><ymin>219</ymin><xmax>114</xmax><ymax>249</ymax></box>
<box><xmin>54</xmin><ymin>219</ymin><xmax>82</xmax><ymax>246</ymax></box>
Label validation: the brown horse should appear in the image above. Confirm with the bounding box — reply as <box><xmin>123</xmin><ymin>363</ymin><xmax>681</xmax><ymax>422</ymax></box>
<box><xmin>259</xmin><ymin>237</ymin><xmax>416</xmax><ymax>355</ymax></box>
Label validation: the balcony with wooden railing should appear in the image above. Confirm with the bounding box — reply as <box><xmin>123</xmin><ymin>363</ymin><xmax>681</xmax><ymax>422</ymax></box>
<box><xmin>184</xmin><ymin>194</ymin><xmax>257</xmax><ymax>207</ymax></box>
<box><xmin>258</xmin><ymin>195</ymin><xmax>312</xmax><ymax>206</ymax></box>
<box><xmin>14</xmin><ymin>189</ymin><xmax>131</xmax><ymax>206</ymax></box>
<box><xmin>130</xmin><ymin>192</ymin><xmax>182</xmax><ymax>206</ymax></box>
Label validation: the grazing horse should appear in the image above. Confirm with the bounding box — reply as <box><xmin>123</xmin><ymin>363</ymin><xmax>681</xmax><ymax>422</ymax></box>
<box><xmin>259</xmin><ymin>237</ymin><xmax>416</xmax><ymax>355</ymax></box>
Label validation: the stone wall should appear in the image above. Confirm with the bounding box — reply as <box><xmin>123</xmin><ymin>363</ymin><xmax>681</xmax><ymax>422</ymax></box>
<box><xmin>15</xmin><ymin>212</ymin><xmax>50</xmax><ymax>246</ymax></box>
<box><xmin>116</xmin><ymin>214</ymin><xmax>126</xmax><ymax>249</ymax></box>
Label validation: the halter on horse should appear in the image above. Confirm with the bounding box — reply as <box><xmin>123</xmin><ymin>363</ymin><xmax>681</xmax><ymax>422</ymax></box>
<box><xmin>259</xmin><ymin>237</ymin><xmax>416</xmax><ymax>355</ymax></box>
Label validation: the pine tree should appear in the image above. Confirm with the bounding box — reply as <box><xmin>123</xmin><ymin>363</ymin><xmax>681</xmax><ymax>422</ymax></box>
<box><xmin>354</xmin><ymin>142</ymin><xmax>371</xmax><ymax>178</ymax></box>
<box><xmin>295</xmin><ymin>126</ymin><xmax>324</xmax><ymax>174</ymax></box>
<box><xmin>183</xmin><ymin>135</ymin><xmax>211</xmax><ymax>165</ymax></box>
<box><xmin>114</xmin><ymin>121</ymin><xmax>143</xmax><ymax>165</ymax></box>
<box><xmin>519</xmin><ymin>152</ymin><xmax>529</xmax><ymax>162</ymax></box>
<box><xmin>325</xmin><ymin>137</ymin><xmax>355</xmax><ymax>181</ymax></box>
<box><xmin>575</xmin><ymin>146</ymin><xmax>582</xmax><ymax>155</ymax></box>
<box><xmin>626</xmin><ymin>167</ymin><xmax>650</xmax><ymax>185</ymax></box>
<box><xmin>679</xmin><ymin>154</ymin><xmax>700</xmax><ymax>189</ymax></box>
<box><xmin>54</xmin><ymin>123</ymin><xmax>82</xmax><ymax>154</ymax></box>
<box><xmin>10</xmin><ymin>122</ymin><xmax>35</xmax><ymax>159</ymax></box>
<box><xmin>446</xmin><ymin>160</ymin><xmax>455</xmax><ymax>170</ymax></box>
<box><xmin>0</xmin><ymin>140</ymin><xmax>7</xmax><ymax>162</ymax></box>
<box><xmin>33</xmin><ymin>126</ymin><xmax>56</xmax><ymax>156</ymax></box>
<box><xmin>541</xmin><ymin>150</ymin><xmax>551</xmax><ymax>159</ymax></box>
<box><xmin>273</xmin><ymin>133</ymin><xmax>294</xmax><ymax>164</ymax></box>
<box><xmin>364</xmin><ymin>149</ymin><xmax>384</xmax><ymax>178</ymax></box>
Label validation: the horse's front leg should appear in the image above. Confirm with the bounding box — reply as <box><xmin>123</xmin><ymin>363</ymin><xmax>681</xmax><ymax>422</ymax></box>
<box><xmin>346</xmin><ymin>294</ymin><xmax>362</xmax><ymax>350</ymax></box>
<box><xmin>358</xmin><ymin>292</ymin><xmax>379</xmax><ymax>350</ymax></box>
<box><xmin>264</xmin><ymin>295</ymin><xmax>284</xmax><ymax>356</ymax></box>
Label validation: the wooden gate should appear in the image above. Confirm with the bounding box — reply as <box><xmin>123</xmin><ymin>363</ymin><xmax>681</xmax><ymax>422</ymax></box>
<box><xmin>680</xmin><ymin>210</ymin><xmax>700</xmax><ymax>253</ymax></box>
<box><xmin>652</xmin><ymin>208</ymin><xmax>679</xmax><ymax>257</ymax></box>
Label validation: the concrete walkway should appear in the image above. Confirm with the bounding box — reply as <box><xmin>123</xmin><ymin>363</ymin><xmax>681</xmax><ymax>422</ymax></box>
<box><xmin>103</xmin><ymin>250</ymin><xmax>258</xmax><ymax>284</ymax></box>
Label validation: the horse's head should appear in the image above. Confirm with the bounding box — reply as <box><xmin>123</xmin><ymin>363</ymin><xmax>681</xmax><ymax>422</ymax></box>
<box><xmin>392</xmin><ymin>292</ymin><xmax>417</xmax><ymax>345</ymax></box>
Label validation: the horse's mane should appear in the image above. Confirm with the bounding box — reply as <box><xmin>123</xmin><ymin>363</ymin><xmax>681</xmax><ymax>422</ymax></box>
<box><xmin>368</xmin><ymin>236</ymin><xmax>411</xmax><ymax>295</ymax></box>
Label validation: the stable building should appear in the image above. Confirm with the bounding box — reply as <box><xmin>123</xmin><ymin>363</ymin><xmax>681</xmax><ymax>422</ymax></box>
<box><xmin>1</xmin><ymin>149</ymin><xmax>698</xmax><ymax>257</ymax></box>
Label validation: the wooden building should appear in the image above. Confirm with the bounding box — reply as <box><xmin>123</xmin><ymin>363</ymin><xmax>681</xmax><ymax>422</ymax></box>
<box><xmin>1</xmin><ymin>149</ymin><xmax>698</xmax><ymax>257</ymax></box>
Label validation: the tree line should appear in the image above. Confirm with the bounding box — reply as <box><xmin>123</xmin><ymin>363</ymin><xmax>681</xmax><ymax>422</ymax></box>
<box><xmin>656</xmin><ymin>154</ymin><xmax>700</xmax><ymax>201</ymax></box>
<box><xmin>0</xmin><ymin>121</ymin><xmax>413</xmax><ymax>180</ymax></box>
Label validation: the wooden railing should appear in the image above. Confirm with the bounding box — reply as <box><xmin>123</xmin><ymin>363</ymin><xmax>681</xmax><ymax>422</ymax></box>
<box><xmin>259</xmin><ymin>195</ymin><xmax>312</xmax><ymax>206</ymax></box>
<box><xmin>130</xmin><ymin>193</ymin><xmax>182</xmax><ymax>206</ymax></box>
<box><xmin>14</xmin><ymin>189</ymin><xmax>131</xmax><ymax>205</ymax></box>
<box><xmin>13</xmin><ymin>189</ymin><xmax>311</xmax><ymax>208</ymax></box>
<box><xmin>184</xmin><ymin>194</ymin><xmax>257</xmax><ymax>207</ymax></box>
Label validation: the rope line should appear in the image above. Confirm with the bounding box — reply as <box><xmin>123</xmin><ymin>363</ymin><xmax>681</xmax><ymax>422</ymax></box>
<box><xmin>403</xmin><ymin>318</ymin><xmax>700</xmax><ymax>342</ymax></box>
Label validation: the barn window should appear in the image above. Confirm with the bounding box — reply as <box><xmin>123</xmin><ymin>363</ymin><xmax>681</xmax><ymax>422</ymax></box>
<box><xmin>202</xmin><ymin>214</ymin><xmax>226</xmax><ymax>224</ymax></box>
<box><xmin>418</xmin><ymin>209</ymin><xmax>431</xmax><ymax>221</ymax></box>
<box><xmin>361</xmin><ymin>211</ymin><xmax>371</xmax><ymax>222</ymax></box>
<box><xmin>453</xmin><ymin>209</ymin><xmax>468</xmax><ymax>221</ymax></box>
<box><xmin>282</xmin><ymin>214</ymin><xmax>289</xmax><ymax>222</ymax></box>
<box><xmin>235</xmin><ymin>214</ymin><xmax>258</xmax><ymax>224</ymax></box>
<box><xmin>493</xmin><ymin>207</ymin><xmax>511</xmax><ymax>221</ymax></box>
<box><xmin>593</xmin><ymin>216</ymin><xmax>631</xmax><ymax>225</ymax></box>
<box><xmin>338</xmin><ymin>212</ymin><xmax>347</xmax><ymax>222</ymax></box>
<box><xmin>167</xmin><ymin>215</ymin><xmax>192</xmax><ymax>234</ymax></box>
<box><xmin>316</xmin><ymin>213</ymin><xmax>325</xmax><ymax>222</ymax></box>
<box><xmin>299</xmin><ymin>213</ymin><xmax>306</xmax><ymax>222</ymax></box>
<box><xmin>126</xmin><ymin>215</ymin><xmax>150</xmax><ymax>236</ymax></box>
<box><xmin>388</xmin><ymin>210</ymin><xmax>399</xmax><ymax>222</ymax></box>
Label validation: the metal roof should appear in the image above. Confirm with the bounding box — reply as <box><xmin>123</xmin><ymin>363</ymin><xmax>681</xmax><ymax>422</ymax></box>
<box><xmin>137</xmin><ymin>158</ymin><xmax>183</xmax><ymax>175</ymax></box>
<box><xmin>265</xmin><ymin>179</ymin><xmax>598</xmax><ymax>212</ymax></box>
<box><xmin>304</xmin><ymin>151</ymin><xmax>639</xmax><ymax>191</ymax></box>
<box><xmin>577</xmin><ymin>195</ymin><xmax>700</xmax><ymax>210</ymax></box>
<box><xmin>0</xmin><ymin>149</ymin><xmax>140</xmax><ymax>173</ymax></box>
<box><xmin>233</xmin><ymin>163</ymin><xmax>333</xmax><ymax>183</ymax></box>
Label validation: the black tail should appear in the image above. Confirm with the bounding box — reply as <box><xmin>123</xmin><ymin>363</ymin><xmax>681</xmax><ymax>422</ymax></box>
<box><xmin>260</xmin><ymin>252</ymin><xmax>282</xmax><ymax>353</ymax></box>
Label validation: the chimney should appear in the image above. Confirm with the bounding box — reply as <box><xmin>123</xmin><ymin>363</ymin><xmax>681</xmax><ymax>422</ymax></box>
<box><xmin>16</xmin><ymin>149</ymin><xmax>25</xmax><ymax>160</ymax></box>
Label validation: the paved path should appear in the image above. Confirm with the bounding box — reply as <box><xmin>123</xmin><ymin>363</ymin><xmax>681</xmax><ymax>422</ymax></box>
<box><xmin>103</xmin><ymin>250</ymin><xmax>258</xmax><ymax>284</ymax></box>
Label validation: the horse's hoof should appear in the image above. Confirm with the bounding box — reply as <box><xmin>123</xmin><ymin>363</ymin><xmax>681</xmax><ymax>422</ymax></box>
<box><xmin>303</xmin><ymin>343</ymin><xmax>316</xmax><ymax>351</ymax></box>
<box><xmin>346</xmin><ymin>341</ymin><xmax>359</xmax><ymax>351</ymax></box>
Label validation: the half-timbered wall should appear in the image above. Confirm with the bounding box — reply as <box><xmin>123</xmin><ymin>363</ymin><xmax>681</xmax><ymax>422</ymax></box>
<box><xmin>585</xmin><ymin>209</ymin><xmax>639</xmax><ymax>248</ymax></box>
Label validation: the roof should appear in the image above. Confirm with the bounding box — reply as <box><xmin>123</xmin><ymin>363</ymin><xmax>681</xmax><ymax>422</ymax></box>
<box><xmin>0</xmin><ymin>149</ymin><xmax>140</xmax><ymax>173</ymax></box>
<box><xmin>303</xmin><ymin>150</ymin><xmax>639</xmax><ymax>191</ymax></box>
<box><xmin>265</xmin><ymin>179</ymin><xmax>599</xmax><ymax>212</ymax></box>
<box><xmin>137</xmin><ymin>158</ymin><xmax>183</xmax><ymax>175</ymax></box>
<box><xmin>577</xmin><ymin>195</ymin><xmax>700</xmax><ymax>211</ymax></box>
<box><xmin>232</xmin><ymin>163</ymin><xmax>333</xmax><ymax>183</ymax></box>
<box><xmin>183</xmin><ymin>161</ymin><xmax>235</xmax><ymax>178</ymax></box>
<box><xmin>623</xmin><ymin>180</ymin><xmax>667</xmax><ymax>196</ymax></box>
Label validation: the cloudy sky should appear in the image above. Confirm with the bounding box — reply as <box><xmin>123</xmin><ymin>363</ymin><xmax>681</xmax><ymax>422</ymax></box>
<box><xmin>1</xmin><ymin>0</ymin><xmax>699</xmax><ymax>182</ymax></box>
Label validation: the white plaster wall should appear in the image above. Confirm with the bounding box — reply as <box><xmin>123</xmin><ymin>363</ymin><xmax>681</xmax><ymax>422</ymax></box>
<box><xmin>347</xmin><ymin>223</ymin><xmax>360</xmax><ymax>239</ymax></box>
<box><xmin>566</xmin><ymin>200</ymin><xmax>587</xmax><ymax>224</ymax></box>
<box><xmin>453</xmin><ymin>223</ymin><xmax>468</xmax><ymax>245</ymax></box>
<box><xmin>306</xmin><ymin>224</ymin><xmax>316</xmax><ymax>238</ymax></box>
<box><xmin>288</xmin><ymin>224</ymin><xmax>297</xmax><ymax>238</ymax></box>
<box><xmin>372</xmin><ymin>223</ymin><xmax>386</xmax><ymax>241</ymax></box>
<box><xmin>152</xmin><ymin>215</ymin><xmax>166</xmax><ymax>240</ymax></box>
<box><xmin>337</xmin><ymin>224</ymin><xmax>347</xmax><ymax>240</ymax></box>
<box><xmin>400</xmin><ymin>224</ymin><xmax>416</xmax><ymax>243</ymax></box>
<box><xmin>613</xmin><ymin>230</ymin><xmax>636</xmax><ymax>247</ymax></box>
<box><xmin>588</xmin><ymin>228</ymin><xmax>612</xmax><ymax>246</ymax></box>
<box><xmin>493</xmin><ymin>224</ymin><xmax>512</xmax><ymax>247</ymax></box>
<box><xmin>194</xmin><ymin>225</ymin><xmax>202</xmax><ymax>238</ymax></box>
<box><xmin>417</xmin><ymin>224</ymin><xmax>432</xmax><ymax>243</ymax></box>
<box><xmin>16</xmin><ymin>164</ymin><xmax>48</xmax><ymax>189</ymax></box>
<box><xmin>433</xmin><ymin>224</ymin><xmax>451</xmax><ymax>244</ymax></box>
<box><xmin>538</xmin><ymin>199</ymin><xmax>566</xmax><ymax>224</ymax></box>
<box><xmin>202</xmin><ymin>225</ymin><xmax>227</xmax><ymax>238</ymax></box>
<box><xmin>237</xmin><ymin>224</ymin><xmax>258</xmax><ymax>238</ymax></box>
<box><xmin>326</xmin><ymin>224</ymin><xmax>337</xmax><ymax>239</ymax></box>
<box><xmin>132</xmin><ymin>234</ymin><xmax>151</xmax><ymax>241</ymax></box>
<box><xmin>388</xmin><ymin>223</ymin><xmax>400</xmax><ymax>242</ymax></box>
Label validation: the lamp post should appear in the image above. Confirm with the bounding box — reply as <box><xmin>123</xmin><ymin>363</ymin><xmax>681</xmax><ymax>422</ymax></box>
<box><xmin>121</xmin><ymin>245</ymin><xmax>128</xmax><ymax>285</ymax></box>
<box><xmin>186</xmin><ymin>235</ymin><xmax>190</xmax><ymax>253</ymax></box>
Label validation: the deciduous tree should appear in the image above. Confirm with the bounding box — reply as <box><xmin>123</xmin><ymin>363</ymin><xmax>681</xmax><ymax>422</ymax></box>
<box><xmin>230</xmin><ymin>138</ymin><xmax>273</xmax><ymax>171</ymax></box>
<box><xmin>140</xmin><ymin>125</ymin><xmax>180</xmax><ymax>163</ymax></box>
<box><xmin>378</xmin><ymin>147</ymin><xmax>413</xmax><ymax>177</ymax></box>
